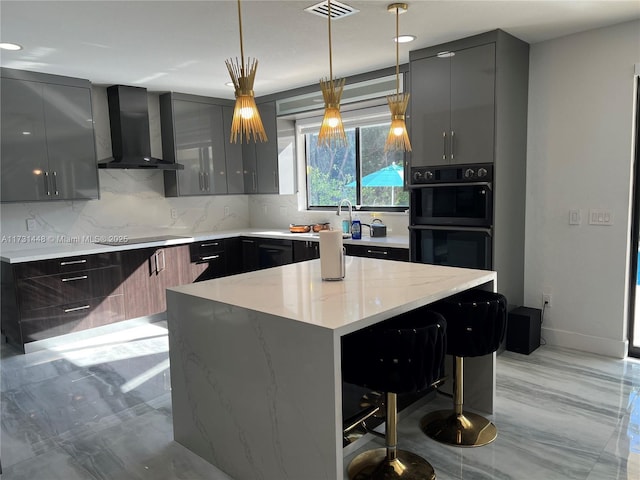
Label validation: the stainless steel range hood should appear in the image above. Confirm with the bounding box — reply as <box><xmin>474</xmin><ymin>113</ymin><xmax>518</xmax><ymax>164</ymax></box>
<box><xmin>98</xmin><ymin>85</ymin><xmax>183</xmax><ymax>170</ymax></box>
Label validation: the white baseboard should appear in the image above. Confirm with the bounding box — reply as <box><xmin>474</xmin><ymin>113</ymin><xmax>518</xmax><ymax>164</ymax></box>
<box><xmin>541</xmin><ymin>326</ymin><xmax>628</xmax><ymax>359</ymax></box>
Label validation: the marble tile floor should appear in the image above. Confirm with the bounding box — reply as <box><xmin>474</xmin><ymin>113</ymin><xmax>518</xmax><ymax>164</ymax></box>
<box><xmin>0</xmin><ymin>321</ymin><xmax>638</xmax><ymax>480</ymax></box>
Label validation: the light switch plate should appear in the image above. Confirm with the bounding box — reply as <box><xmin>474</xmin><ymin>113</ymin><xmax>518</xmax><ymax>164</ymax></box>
<box><xmin>588</xmin><ymin>209</ymin><xmax>613</xmax><ymax>226</ymax></box>
<box><xmin>569</xmin><ymin>209</ymin><xmax>581</xmax><ymax>225</ymax></box>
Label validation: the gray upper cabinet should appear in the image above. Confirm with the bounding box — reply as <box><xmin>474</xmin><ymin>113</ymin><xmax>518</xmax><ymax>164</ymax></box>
<box><xmin>161</xmin><ymin>93</ymin><xmax>232</xmax><ymax>196</ymax></box>
<box><xmin>1</xmin><ymin>69</ymin><xmax>98</xmax><ymax>202</ymax></box>
<box><xmin>242</xmin><ymin>101</ymin><xmax>279</xmax><ymax>194</ymax></box>
<box><xmin>410</xmin><ymin>42</ymin><xmax>495</xmax><ymax>167</ymax></box>
<box><xmin>223</xmin><ymin>106</ymin><xmax>244</xmax><ymax>194</ymax></box>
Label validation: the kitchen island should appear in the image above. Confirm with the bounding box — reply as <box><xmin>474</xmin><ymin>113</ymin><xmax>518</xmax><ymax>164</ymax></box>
<box><xmin>166</xmin><ymin>257</ymin><xmax>496</xmax><ymax>480</ymax></box>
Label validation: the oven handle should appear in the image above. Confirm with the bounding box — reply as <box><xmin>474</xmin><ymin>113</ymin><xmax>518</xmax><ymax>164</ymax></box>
<box><xmin>409</xmin><ymin>225</ymin><xmax>493</xmax><ymax>235</ymax></box>
<box><xmin>408</xmin><ymin>181</ymin><xmax>492</xmax><ymax>189</ymax></box>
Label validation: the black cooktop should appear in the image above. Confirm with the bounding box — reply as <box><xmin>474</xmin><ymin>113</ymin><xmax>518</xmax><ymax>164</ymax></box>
<box><xmin>94</xmin><ymin>235</ymin><xmax>193</xmax><ymax>246</ymax></box>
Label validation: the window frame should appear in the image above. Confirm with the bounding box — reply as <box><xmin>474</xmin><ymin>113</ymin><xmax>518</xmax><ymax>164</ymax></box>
<box><xmin>299</xmin><ymin>108</ymin><xmax>408</xmax><ymax>213</ymax></box>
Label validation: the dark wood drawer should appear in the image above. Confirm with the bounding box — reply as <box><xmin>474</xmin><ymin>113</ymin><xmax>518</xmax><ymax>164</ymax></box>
<box><xmin>20</xmin><ymin>294</ymin><xmax>125</xmax><ymax>343</ymax></box>
<box><xmin>345</xmin><ymin>244</ymin><xmax>410</xmax><ymax>262</ymax></box>
<box><xmin>13</xmin><ymin>252</ymin><xmax>121</xmax><ymax>279</ymax></box>
<box><xmin>16</xmin><ymin>265</ymin><xmax>123</xmax><ymax>311</ymax></box>
<box><xmin>189</xmin><ymin>239</ymin><xmax>226</xmax><ymax>263</ymax></box>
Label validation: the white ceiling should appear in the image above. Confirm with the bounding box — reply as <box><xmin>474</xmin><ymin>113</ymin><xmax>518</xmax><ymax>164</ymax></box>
<box><xmin>1</xmin><ymin>1</ymin><xmax>638</xmax><ymax>99</ymax></box>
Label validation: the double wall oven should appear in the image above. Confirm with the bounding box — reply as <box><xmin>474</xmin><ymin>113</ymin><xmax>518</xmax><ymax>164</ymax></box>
<box><xmin>409</xmin><ymin>164</ymin><xmax>493</xmax><ymax>270</ymax></box>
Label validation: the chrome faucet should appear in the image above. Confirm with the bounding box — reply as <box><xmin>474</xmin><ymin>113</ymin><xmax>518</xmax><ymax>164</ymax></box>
<box><xmin>337</xmin><ymin>199</ymin><xmax>353</xmax><ymax>233</ymax></box>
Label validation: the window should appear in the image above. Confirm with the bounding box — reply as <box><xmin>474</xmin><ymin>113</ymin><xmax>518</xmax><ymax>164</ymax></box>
<box><xmin>304</xmin><ymin>120</ymin><xmax>408</xmax><ymax>210</ymax></box>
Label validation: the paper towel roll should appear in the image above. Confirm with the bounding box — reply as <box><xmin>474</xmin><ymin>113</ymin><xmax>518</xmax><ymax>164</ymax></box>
<box><xmin>319</xmin><ymin>230</ymin><xmax>344</xmax><ymax>281</ymax></box>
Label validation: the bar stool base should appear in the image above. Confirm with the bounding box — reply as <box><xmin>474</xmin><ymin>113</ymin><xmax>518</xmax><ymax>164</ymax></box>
<box><xmin>347</xmin><ymin>448</ymin><xmax>436</xmax><ymax>480</ymax></box>
<box><xmin>420</xmin><ymin>410</ymin><xmax>497</xmax><ymax>447</ymax></box>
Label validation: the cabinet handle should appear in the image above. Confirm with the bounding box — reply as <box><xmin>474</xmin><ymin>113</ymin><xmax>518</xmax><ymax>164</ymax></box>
<box><xmin>157</xmin><ymin>250</ymin><xmax>166</xmax><ymax>272</ymax></box>
<box><xmin>199</xmin><ymin>172</ymin><xmax>204</xmax><ymax>191</ymax></box>
<box><xmin>366</xmin><ymin>249</ymin><xmax>388</xmax><ymax>256</ymax></box>
<box><xmin>64</xmin><ymin>305</ymin><xmax>91</xmax><ymax>313</ymax></box>
<box><xmin>200</xmin><ymin>255</ymin><xmax>220</xmax><ymax>261</ymax></box>
<box><xmin>450</xmin><ymin>130</ymin><xmax>455</xmax><ymax>160</ymax></box>
<box><xmin>44</xmin><ymin>171</ymin><xmax>51</xmax><ymax>196</ymax></box>
<box><xmin>442</xmin><ymin>132</ymin><xmax>447</xmax><ymax>161</ymax></box>
<box><xmin>273</xmin><ymin>171</ymin><xmax>277</xmax><ymax>189</ymax></box>
<box><xmin>52</xmin><ymin>171</ymin><xmax>59</xmax><ymax>196</ymax></box>
<box><xmin>153</xmin><ymin>251</ymin><xmax>159</xmax><ymax>273</ymax></box>
<box><xmin>204</xmin><ymin>172</ymin><xmax>210</xmax><ymax>191</ymax></box>
<box><xmin>61</xmin><ymin>275</ymin><xmax>88</xmax><ymax>282</ymax></box>
<box><xmin>60</xmin><ymin>259</ymin><xmax>87</xmax><ymax>266</ymax></box>
<box><xmin>200</xmin><ymin>242</ymin><xmax>220</xmax><ymax>248</ymax></box>
<box><xmin>252</xmin><ymin>172</ymin><xmax>257</xmax><ymax>192</ymax></box>
<box><xmin>242</xmin><ymin>239</ymin><xmax>255</xmax><ymax>244</ymax></box>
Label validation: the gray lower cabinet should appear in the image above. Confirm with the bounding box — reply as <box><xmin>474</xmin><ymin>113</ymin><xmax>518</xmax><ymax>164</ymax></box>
<box><xmin>161</xmin><ymin>93</ymin><xmax>242</xmax><ymax>196</ymax></box>
<box><xmin>0</xmin><ymin>69</ymin><xmax>99</xmax><ymax>202</ymax></box>
<box><xmin>410</xmin><ymin>42</ymin><xmax>495</xmax><ymax>167</ymax></box>
<box><xmin>242</xmin><ymin>101</ymin><xmax>279</xmax><ymax>194</ymax></box>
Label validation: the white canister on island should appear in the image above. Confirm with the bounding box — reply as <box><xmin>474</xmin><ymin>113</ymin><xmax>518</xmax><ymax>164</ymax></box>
<box><xmin>319</xmin><ymin>230</ymin><xmax>345</xmax><ymax>281</ymax></box>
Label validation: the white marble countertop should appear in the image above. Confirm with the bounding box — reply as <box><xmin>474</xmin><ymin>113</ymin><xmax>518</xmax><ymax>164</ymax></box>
<box><xmin>0</xmin><ymin>229</ymin><xmax>409</xmax><ymax>264</ymax></box>
<box><xmin>168</xmin><ymin>257</ymin><xmax>496</xmax><ymax>335</ymax></box>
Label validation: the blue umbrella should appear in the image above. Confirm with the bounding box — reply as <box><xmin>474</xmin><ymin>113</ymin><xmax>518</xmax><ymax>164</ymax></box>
<box><xmin>346</xmin><ymin>163</ymin><xmax>404</xmax><ymax>187</ymax></box>
<box><xmin>346</xmin><ymin>163</ymin><xmax>404</xmax><ymax>204</ymax></box>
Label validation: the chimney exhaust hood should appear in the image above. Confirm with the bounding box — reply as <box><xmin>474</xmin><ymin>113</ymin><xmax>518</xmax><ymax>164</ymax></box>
<box><xmin>98</xmin><ymin>85</ymin><xmax>183</xmax><ymax>170</ymax></box>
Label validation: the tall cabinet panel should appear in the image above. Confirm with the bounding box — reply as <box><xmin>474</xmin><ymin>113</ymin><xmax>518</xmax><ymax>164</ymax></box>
<box><xmin>242</xmin><ymin>101</ymin><xmax>279</xmax><ymax>194</ymax></box>
<box><xmin>222</xmin><ymin>106</ymin><xmax>245</xmax><ymax>194</ymax></box>
<box><xmin>409</xmin><ymin>56</ymin><xmax>451</xmax><ymax>168</ymax></box>
<box><xmin>410</xmin><ymin>43</ymin><xmax>495</xmax><ymax>167</ymax></box>
<box><xmin>408</xmin><ymin>29</ymin><xmax>530</xmax><ymax>306</ymax></box>
<box><xmin>449</xmin><ymin>43</ymin><xmax>495</xmax><ymax>165</ymax></box>
<box><xmin>161</xmin><ymin>92</ymin><xmax>241</xmax><ymax>196</ymax></box>
<box><xmin>0</xmin><ymin>69</ymin><xmax>99</xmax><ymax>202</ymax></box>
<box><xmin>42</xmin><ymin>83</ymin><xmax>99</xmax><ymax>199</ymax></box>
<box><xmin>0</xmin><ymin>78</ymin><xmax>49</xmax><ymax>201</ymax></box>
<box><xmin>256</xmin><ymin>101</ymin><xmax>279</xmax><ymax>194</ymax></box>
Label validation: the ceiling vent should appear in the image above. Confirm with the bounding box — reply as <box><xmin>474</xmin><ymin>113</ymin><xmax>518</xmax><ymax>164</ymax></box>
<box><xmin>304</xmin><ymin>1</ymin><xmax>359</xmax><ymax>19</ymax></box>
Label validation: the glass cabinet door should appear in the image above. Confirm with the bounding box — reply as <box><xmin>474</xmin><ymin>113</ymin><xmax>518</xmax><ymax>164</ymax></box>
<box><xmin>42</xmin><ymin>83</ymin><xmax>99</xmax><ymax>200</ymax></box>
<box><xmin>1</xmin><ymin>78</ymin><xmax>49</xmax><ymax>202</ymax></box>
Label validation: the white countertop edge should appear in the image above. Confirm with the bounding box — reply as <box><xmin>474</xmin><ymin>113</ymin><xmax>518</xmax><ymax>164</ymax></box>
<box><xmin>167</xmin><ymin>259</ymin><xmax>496</xmax><ymax>334</ymax></box>
<box><xmin>1</xmin><ymin>229</ymin><xmax>409</xmax><ymax>263</ymax></box>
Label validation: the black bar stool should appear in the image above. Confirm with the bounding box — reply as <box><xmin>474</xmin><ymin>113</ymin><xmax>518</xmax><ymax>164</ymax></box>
<box><xmin>420</xmin><ymin>290</ymin><xmax>507</xmax><ymax>447</ymax></box>
<box><xmin>342</xmin><ymin>309</ymin><xmax>447</xmax><ymax>480</ymax></box>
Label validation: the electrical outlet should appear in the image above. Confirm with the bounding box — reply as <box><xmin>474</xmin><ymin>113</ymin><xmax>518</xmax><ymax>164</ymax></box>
<box><xmin>170</xmin><ymin>208</ymin><xmax>178</xmax><ymax>219</ymax></box>
<box><xmin>542</xmin><ymin>294</ymin><xmax>552</xmax><ymax>308</ymax></box>
<box><xmin>224</xmin><ymin>206</ymin><xmax>230</xmax><ymax>217</ymax></box>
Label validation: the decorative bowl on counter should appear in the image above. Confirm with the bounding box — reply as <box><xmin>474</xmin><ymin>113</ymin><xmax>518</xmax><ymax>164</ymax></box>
<box><xmin>312</xmin><ymin>223</ymin><xmax>331</xmax><ymax>232</ymax></box>
<box><xmin>289</xmin><ymin>224</ymin><xmax>311</xmax><ymax>233</ymax></box>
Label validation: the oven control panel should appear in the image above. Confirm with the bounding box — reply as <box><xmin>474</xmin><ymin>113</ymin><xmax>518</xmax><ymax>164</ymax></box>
<box><xmin>411</xmin><ymin>164</ymin><xmax>493</xmax><ymax>184</ymax></box>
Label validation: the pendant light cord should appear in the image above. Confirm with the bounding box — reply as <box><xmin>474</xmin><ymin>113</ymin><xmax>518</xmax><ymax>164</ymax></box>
<box><xmin>395</xmin><ymin>6</ymin><xmax>400</xmax><ymax>94</ymax></box>
<box><xmin>237</xmin><ymin>0</ymin><xmax>245</xmax><ymax>75</ymax></box>
<box><xmin>328</xmin><ymin>0</ymin><xmax>333</xmax><ymax>81</ymax></box>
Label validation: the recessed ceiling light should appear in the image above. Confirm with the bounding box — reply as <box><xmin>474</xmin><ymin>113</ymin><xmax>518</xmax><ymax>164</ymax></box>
<box><xmin>225</xmin><ymin>81</ymin><xmax>234</xmax><ymax>87</ymax></box>
<box><xmin>0</xmin><ymin>42</ymin><xmax>22</xmax><ymax>51</ymax></box>
<box><xmin>394</xmin><ymin>35</ymin><xmax>416</xmax><ymax>43</ymax></box>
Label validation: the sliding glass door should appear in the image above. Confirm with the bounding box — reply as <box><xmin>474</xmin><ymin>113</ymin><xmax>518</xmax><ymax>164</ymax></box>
<box><xmin>629</xmin><ymin>76</ymin><xmax>640</xmax><ymax>358</ymax></box>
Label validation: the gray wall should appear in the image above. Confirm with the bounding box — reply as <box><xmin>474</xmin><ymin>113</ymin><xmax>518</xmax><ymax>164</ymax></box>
<box><xmin>524</xmin><ymin>20</ymin><xmax>640</xmax><ymax>357</ymax></box>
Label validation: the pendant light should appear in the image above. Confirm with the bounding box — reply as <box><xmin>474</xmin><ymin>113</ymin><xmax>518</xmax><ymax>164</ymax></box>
<box><xmin>385</xmin><ymin>3</ymin><xmax>412</xmax><ymax>152</ymax></box>
<box><xmin>225</xmin><ymin>0</ymin><xmax>267</xmax><ymax>143</ymax></box>
<box><xmin>318</xmin><ymin>0</ymin><xmax>347</xmax><ymax>148</ymax></box>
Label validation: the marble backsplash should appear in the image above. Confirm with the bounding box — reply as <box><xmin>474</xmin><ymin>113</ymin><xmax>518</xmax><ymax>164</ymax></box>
<box><xmin>0</xmin><ymin>170</ymin><xmax>250</xmax><ymax>251</ymax></box>
<box><xmin>248</xmin><ymin>194</ymin><xmax>410</xmax><ymax>237</ymax></box>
